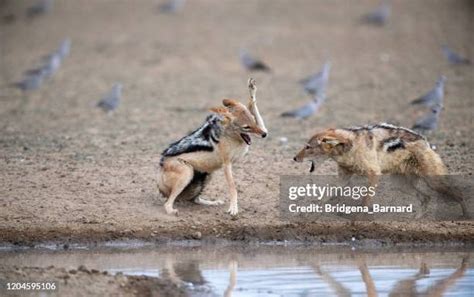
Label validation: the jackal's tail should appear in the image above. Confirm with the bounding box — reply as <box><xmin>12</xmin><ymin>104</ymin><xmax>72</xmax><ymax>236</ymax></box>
<box><xmin>406</xmin><ymin>141</ymin><xmax>469</xmax><ymax>218</ymax></box>
<box><xmin>405</xmin><ymin>141</ymin><xmax>447</xmax><ymax>175</ymax></box>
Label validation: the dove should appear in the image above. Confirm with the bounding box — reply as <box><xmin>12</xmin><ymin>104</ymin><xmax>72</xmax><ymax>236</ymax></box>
<box><xmin>411</xmin><ymin>76</ymin><xmax>446</xmax><ymax>107</ymax></box>
<box><xmin>26</xmin><ymin>0</ymin><xmax>53</xmax><ymax>18</ymax></box>
<box><xmin>97</xmin><ymin>83</ymin><xmax>122</xmax><ymax>112</ymax></box>
<box><xmin>42</xmin><ymin>39</ymin><xmax>71</xmax><ymax>62</ymax></box>
<box><xmin>159</xmin><ymin>0</ymin><xmax>186</xmax><ymax>13</ymax></box>
<box><xmin>362</xmin><ymin>0</ymin><xmax>390</xmax><ymax>26</ymax></box>
<box><xmin>239</xmin><ymin>49</ymin><xmax>271</xmax><ymax>72</ymax></box>
<box><xmin>12</xmin><ymin>71</ymin><xmax>46</xmax><ymax>91</ymax></box>
<box><xmin>25</xmin><ymin>53</ymin><xmax>61</xmax><ymax>79</ymax></box>
<box><xmin>412</xmin><ymin>104</ymin><xmax>443</xmax><ymax>132</ymax></box>
<box><xmin>301</xmin><ymin>62</ymin><xmax>330</xmax><ymax>96</ymax></box>
<box><xmin>442</xmin><ymin>45</ymin><xmax>471</xmax><ymax>65</ymax></box>
<box><xmin>43</xmin><ymin>53</ymin><xmax>61</xmax><ymax>78</ymax></box>
<box><xmin>281</xmin><ymin>96</ymin><xmax>325</xmax><ymax>119</ymax></box>
<box><xmin>57</xmin><ymin>38</ymin><xmax>71</xmax><ymax>60</ymax></box>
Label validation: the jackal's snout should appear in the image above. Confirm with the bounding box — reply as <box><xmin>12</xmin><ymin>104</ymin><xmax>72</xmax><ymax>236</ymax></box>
<box><xmin>293</xmin><ymin>149</ymin><xmax>306</xmax><ymax>162</ymax></box>
<box><xmin>253</xmin><ymin>126</ymin><xmax>267</xmax><ymax>138</ymax></box>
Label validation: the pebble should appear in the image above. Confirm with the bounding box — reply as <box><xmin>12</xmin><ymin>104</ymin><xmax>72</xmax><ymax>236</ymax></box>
<box><xmin>279</xmin><ymin>137</ymin><xmax>288</xmax><ymax>145</ymax></box>
<box><xmin>193</xmin><ymin>231</ymin><xmax>202</xmax><ymax>240</ymax></box>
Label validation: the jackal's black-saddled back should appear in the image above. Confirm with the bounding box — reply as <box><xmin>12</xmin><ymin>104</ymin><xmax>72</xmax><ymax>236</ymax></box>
<box><xmin>160</xmin><ymin>114</ymin><xmax>223</xmax><ymax>165</ymax></box>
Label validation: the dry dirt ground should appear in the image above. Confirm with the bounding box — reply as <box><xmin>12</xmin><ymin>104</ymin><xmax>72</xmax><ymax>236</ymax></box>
<box><xmin>0</xmin><ymin>0</ymin><xmax>473</xmax><ymax>245</ymax></box>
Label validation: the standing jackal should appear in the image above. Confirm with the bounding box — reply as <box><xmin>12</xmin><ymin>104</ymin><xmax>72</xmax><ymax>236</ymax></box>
<box><xmin>294</xmin><ymin>123</ymin><xmax>469</xmax><ymax>217</ymax></box>
<box><xmin>157</xmin><ymin>79</ymin><xmax>268</xmax><ymax>216</ymax></box>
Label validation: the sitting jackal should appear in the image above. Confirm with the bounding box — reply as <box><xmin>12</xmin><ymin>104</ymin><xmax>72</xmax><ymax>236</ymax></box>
<box><xmin>158</xmin><ymin>79</ymin><xmax>267</xmax><ymax>216</ymax></box>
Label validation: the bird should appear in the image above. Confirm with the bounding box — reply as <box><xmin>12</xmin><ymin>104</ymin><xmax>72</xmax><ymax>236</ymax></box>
<box><xmin>362</xmin><ymin>0</ymin><xmax>390</xmax><ymax>26</ymax></box>
<box><xmin>300</xmin><ymin>62</ymin><xmax>330</xmax><ymax>97</ymax></box>
<box><xmin>57</xmin><ymin>38</ymin><xmax>71</xmax><ymax>60</ymax></box>
<box><xmin>442</xmin><ymin>45</ymin><xmax>471</xmax><ymax>65</ymax></box>
<box><xmin>26</xmin><ymin>0</ymin><xmax>53</xmax><ymax>18</ymax></box>
<box><xmin>159</xmin><ymin>0</ymin><xmax>186</xmax><ymax>13</ymax></box>
<box><xmin>97</xmin><ymin>83</ymin><xmax>122</xmax><ymax>112</ymax></box>
<box><xmin>25</xmin><ymin>53</ymin><xmax>61</xmax><ymax>79</ymax></box>
<box><xmin>411</xmin><ymin>75</ymin><xmax>446</xmax><ymax>107</ymax></box>
<box><xmin>412</xmin><ymin>104</ymin><xmax>443</xmax><ymax>132</ymax></box>
<box><xmin>42</xmin><ymin>39</ymin><xmax>71</xmax><ymax>62</ymax></box>
<box><xmin>12</xmin><ymin>71</ymin><xmax>46</xmax><ymax>91</ymax></box>
<box><xmin>239</xmin><ymin>49</ymin><xmax>271</xmax><ymax>72</ymax></box>
<box><xmin>41</xmin><ymin>53</ymin><xmax>62</xmax><ymax>78</ymax></box>
<box><xmin>281</xmin><ymin>96</ymin><xmax>325</xmax><ymax>119</ymax></box>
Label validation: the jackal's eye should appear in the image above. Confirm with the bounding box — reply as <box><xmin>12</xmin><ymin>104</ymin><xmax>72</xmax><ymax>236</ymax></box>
<box><xmin>305</xmin><ymin>145</ymin><xmax>311</xmax><ymax>150</ymax></box>
<box><xmin>242</xmin><ymin>125</ymin><xmax>251</xmax><ymax>131</ymax></box>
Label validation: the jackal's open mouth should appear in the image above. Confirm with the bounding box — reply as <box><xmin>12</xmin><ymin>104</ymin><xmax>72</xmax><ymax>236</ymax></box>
<box><xmin>240</xmin><ymin>133</ymin><xmax>251</xmax><ymax>145</ymax></box>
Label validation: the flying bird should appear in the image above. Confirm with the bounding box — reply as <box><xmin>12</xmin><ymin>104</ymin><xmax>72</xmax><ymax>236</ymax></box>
<box><xmin>159</xmin><ymin>0</ymin><xmax>186</xmax><ymax>13</ymax></box>
<box><xmin>411</xmin><ymin>75</ymin><xmax>446</xmax><ymax>107</ymax></box>
<box><xmin>412</xmin><ymin>104</ymin><xmax>443</xmax><ymax>132</ymax></box>
<box><xmin>281</xmin><ymin>96</ymin><xmax>325</xmax><ymax>119</ymax></box>
<box><xmin>442</xmin><ymin>45</ymin><xmax>471</xmax><ymax>65</ymax></box>
<box><xmin>97</xmin><ymin>83</ymin><xmax>122</xmax><ymax>112</ymax></box>
<box><xmin>362</xmin><ymin>1</ymin><xmax>390</xmax><ymax>26</ymax></box>
<box><xmin>239</xmin><ymin>49</ymin><xmax>271</xmax><ymax>72</ymax></box>
<box><xmin>26</xmin><ymin>0</ymin><xmax>53</xmax><ymax>18</ymax></box>
<box><xmin>300</xmin><ymin>62</ymin><xmax>330</xmax><ymax>97</ymax></box>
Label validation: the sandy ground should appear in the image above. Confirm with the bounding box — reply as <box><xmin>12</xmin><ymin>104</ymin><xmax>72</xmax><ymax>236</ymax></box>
<box><xmin>0</xmin><ymin>266</ymin><xmax>187</xmax><ymax>297</ymax></box>
<box><xmin>0</xmin><ymin>0</ymin><xmax>473</xmax><ymax>245</ymax></box>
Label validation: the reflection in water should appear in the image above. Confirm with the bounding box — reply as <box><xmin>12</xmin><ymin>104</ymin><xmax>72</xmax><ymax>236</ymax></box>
<box><xmin>311</xmin><ymin>257</ymin><xmax>469</xmax><ymax>297</ymax></box>
<box><xmin>160</xmin><ymin>257</ymin><xmax>238</xmax><ymax>297</ymax></box>
<box><xmin>0</xmin><ymin>245</ymin><xmax>472</xmax><ymax>296</ymax></box>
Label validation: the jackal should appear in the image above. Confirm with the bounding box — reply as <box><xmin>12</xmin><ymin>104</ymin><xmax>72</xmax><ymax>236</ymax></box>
<box><xmin>157</xmin><ymin>78</ymin><xmax>268</xmax><ymax>216</ymax></box>
<box><xmin>294</xmin><ymin>123</ymin><xmax>469</xmax><ymax>217</ymax></box>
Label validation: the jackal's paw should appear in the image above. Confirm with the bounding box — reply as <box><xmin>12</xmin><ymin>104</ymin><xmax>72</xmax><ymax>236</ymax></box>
<box><xmin>227</xmin><ymin>204</ymin><xmax>238</xmax><ymax>216</ymax></box>
<box><xmin>248</xmin><ymin>78</ymin><xmax>257</xmax><ymax>89</ymax></box>
<box><xmin>164</xmin><ymin>205</ymin><xmax>178</xmax><ymax>216</ymax></box>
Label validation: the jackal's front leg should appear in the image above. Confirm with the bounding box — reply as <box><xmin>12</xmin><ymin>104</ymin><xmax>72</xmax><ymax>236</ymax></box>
<box><xmin>224</xmin><ymin>162</ymin><xmax>239</xmax><ymax>216</ymax></box>
<box><xmin>247</xmin><ymin>78</ymin><xmax>268</xmax><ymax>134</ymax></box>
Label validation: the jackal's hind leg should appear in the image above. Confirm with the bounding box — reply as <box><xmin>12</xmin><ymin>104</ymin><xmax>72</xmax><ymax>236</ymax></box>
<box><xmin>181</xmin><ymin>172</ymin><xmax>223</xmax><ymax>206</ymax></box>
<box><xmin>163</xmin><ymin>161</ymin><xmax>194</xmax><ymax>216</ymax></box>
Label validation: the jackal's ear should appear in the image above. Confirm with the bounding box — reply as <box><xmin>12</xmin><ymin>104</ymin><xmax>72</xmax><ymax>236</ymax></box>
<box><xmin>322</xmin><ymin>138</ymin><xmax>341</xmax><ymax>146</ymax></box>
<box><xmin>222</xmin><ymin>99</ymin><xmax>240</xmax><ymax>108</ymax></box>
<box><xmin>210</xmin><ymin>107</ymin><xmax>229</xmax><ymax>114</ymax></box>
<box><xmin>210</xmin><ymin>107</ymin><xmax>233</xmax><ymax>124</ymax></box>
<box><xmin>321</xmin><ymin>136</ymin><xmax>350</xmax><ymax>147</ymax></box>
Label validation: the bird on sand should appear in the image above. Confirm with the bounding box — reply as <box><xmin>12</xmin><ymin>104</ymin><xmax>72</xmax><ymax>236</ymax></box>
<box><xmin>159</xmin><ymin>0</ymin><xmax>186</xmax><ymax>13</ymax></box>
<box><xmin>412</xmin><ymin>104</ymin><xmax>443</xmax><ymax>132</ymax></box>
<box><xmin>97</xmin><ymin>83</ymin><xmax>122</xmax><ymax>112</ymax></box>
<box><xmin>239</xmin><ymin>49</ymin><xmax>271</xmax><ymax>72</ymax></box>
<box><xmin>26</xmin><ymin>0</ymin><xmax>53</xmax><ymax>18</ymax></box>
<box><xmin>281</xmin><ymin>96</ymin><xmax>325</xmax><ymax>119</ymax></box>
<box><xmin>411</xmin><ymin>75</ymin><xmax>446</xmax><ymax>107</ymax></box>
<box><xmin>300</xmin><ymin>61</ymin><xmax>330</xmax><ymax>97</ymax></box>
<box><xmin>362</xmin><ymin>0</ymin><xmax>390</xmax><ymax>26</ymax></box>
<box><xmin>13</xmin><ymin>70</ymin><xmax>46</xmax><ymax>91</ymax></box>
<box><xmin>442</xmin><ymin>45</ymin><xmax>471</xmax><ymax>65</ymax></box>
